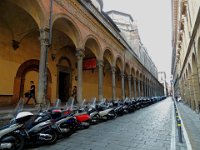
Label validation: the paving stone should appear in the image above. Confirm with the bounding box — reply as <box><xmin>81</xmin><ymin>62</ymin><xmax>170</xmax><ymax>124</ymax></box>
<box><xmin>27</xmin><ymin>98</ymin><xmax>188</xmax><ymax>150</ymax></box>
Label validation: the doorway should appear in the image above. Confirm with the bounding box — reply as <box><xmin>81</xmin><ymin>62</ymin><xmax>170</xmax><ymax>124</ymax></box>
<box><xmin>59</xmin><ymin>72</ymin><xmax>70</xmax><ymax>102</ymax></box>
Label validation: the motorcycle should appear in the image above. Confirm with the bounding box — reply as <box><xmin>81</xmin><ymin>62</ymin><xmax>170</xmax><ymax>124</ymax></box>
<box><xmin>82</xmin><ymin>98</ymin><xmax>101</xmax><ymax>124</ymax></box>
<box><xmin>47</xmin><ymin>99</ymin><xmax>78</xmax><ymax>137</ymax></box>
<box><xmin>64</xmin><ymin>97</ymin><xmax>91</xmax><ymax>129</ymax></box>
<box><xmin>22</xmin><ymin>101</ymin><xmax>58</xmax><ymax>146</ymax></box>
<box><xmin>112</xmin><ymin>99</ymin><xmax>124</xmax><ymax>116</ymax></box>
<box><xmin>0</xmin><ymin>98</ymin><xmax>33</xmax><ymax>150</ymax></box>
<box><xmin>96</xmin><ymin>98</ymin><xmax>117</xmax><ymax>120</ymax></box>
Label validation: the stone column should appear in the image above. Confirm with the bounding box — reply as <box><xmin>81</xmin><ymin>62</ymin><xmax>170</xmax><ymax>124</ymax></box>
<box><xmin>144</xmin><ymin>83</ymin><xmax>146</xmax><ymax>97</ymax></box>
<box><xmin>98</xmin><ymin>60</ymin><xmax>104</xmax><ymax>100</ymax></box>
<box><xmin>38</xmin><ymin>28</ymin><xmax>49</xmax><ymax>104</ymax></box>
<box><xmin>128</xmin><ymin>75</ymin><xmax>132</xmax><ymax>98</ymax></box>
<box><xmin>111</xmin><ymin>66</ymin><xmax>116</xmax><ymax>100</ymax></box>
<box><xmin>121</xmin><ymin>72</ymin><xmax>125</xmax><ymax>99</ymax></box>
<box><xmin>76</xmin><ymin>49</ymin><xmax>84</xmax><ymax>103</ymax></box>
<box><xmin>133</xmin><ymin>77</ymin><xmax>137</xmax><ymax>98</ymax></box>
<box><xmin>138</xmin><ymin>80</ymin><xmax>140</xmax><ymax>97</ymax></box>
<box><xmin>150</xmin><ymin>85</ymin><xmax>152</xmax><ymax>96</ymax></box>
<box><xmin>188</xmin><ymin>77</ymin><xmax>194</xmax><ymax>109</ymax></box>
<box><xmin>181</xmin><ymin>81</ymin><xmax>185</xmax><ymax>100</ymax></box>
<box><xmin>141</xmin><ymin>81</ymin><xmax>144</xmax><ymax>97</ymax></box>
<box><xmin>185</xmin><ymin>80</ymin><xmax>190</xmax><ymax>105</ymax></box>
<box><xmin>192</xmin><ymin>73</ymin><xmax>200</xmax><ymax>112</ymax></box>
<box><xmin>143</xmin><ymin>82</ymin><xmax>146</xmax><ymax>97</ymax></box>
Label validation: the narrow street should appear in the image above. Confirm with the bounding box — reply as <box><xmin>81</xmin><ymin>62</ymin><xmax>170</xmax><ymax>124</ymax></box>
<box><xmin>29</xmin><ymin>97</ymin><xmax>186</xmax><ymax>150</ymax></box>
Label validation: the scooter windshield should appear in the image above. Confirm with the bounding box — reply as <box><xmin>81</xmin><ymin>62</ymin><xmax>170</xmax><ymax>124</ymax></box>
<box><xmin>54</xmin><ymin>99</ymin><xmax>61</xmax><ymax>108</ymax></box>
<box><xmin>91</xmin><ymin>97</ymin><xmax>96</xmax><ymax>108</ymax></box>
<box><xmin>13</xmin><ymin>98</ymin><xmax>24</xmax><ymax>118</ymax></box>
<box><xmin>80</xmin><ymin>99</ymin><xmax>86</xmax><ymax>107</ymax></box>
<box><xmin>65</xmin><ymin>97</ymin><xmax>75</xmax><ymax>111</ymax></box>
<box><xmin>98</xmin><ymin>98</ymin><xmax>106</xmax><ymax>105</ymax></box>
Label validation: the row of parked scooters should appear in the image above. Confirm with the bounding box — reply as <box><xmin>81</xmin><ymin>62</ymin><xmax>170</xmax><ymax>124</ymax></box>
<box><xmin>0</xmin><ymin>96</ymin><xmax>166</xmax><ymax>150</ymax></box>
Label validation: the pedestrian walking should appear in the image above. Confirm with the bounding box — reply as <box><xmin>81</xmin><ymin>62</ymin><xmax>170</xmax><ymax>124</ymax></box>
<box><xmin>25</xmin><ymin>81</ymin><xmax>37</xmax><ymax>105</ymax></box>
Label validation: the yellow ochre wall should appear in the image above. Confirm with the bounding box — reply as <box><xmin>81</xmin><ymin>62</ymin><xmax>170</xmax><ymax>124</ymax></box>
<box><xmin>103</xmin><ymin>71</ymin><xmax>112</xmax><ymax>100</ymax></box>
<box><xmin>83</xmin><ymin>70</ymin><xmax>98</xmax><ymax>101</ymax></box>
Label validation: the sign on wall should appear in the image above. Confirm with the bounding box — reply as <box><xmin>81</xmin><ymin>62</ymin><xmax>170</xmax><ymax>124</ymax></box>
<box><xmin>83</xmin><ymin>58</ymin><xmax>97</xmax><ymax>70</ymax></box>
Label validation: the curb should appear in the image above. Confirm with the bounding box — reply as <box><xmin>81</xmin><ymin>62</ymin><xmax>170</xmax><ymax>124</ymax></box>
<box><xmin>174</xmin><ymin>101</ymin><xmax>192</xmax><ymax>150</ymax></box>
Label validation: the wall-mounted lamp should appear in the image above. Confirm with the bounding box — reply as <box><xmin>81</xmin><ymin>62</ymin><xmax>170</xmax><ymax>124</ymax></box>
<box><xmin>12</xmin><ymin>40</ymin><xmax>20</xmax><ymax>50</ymax></box>
<box><xmin>75</xmin><ymin>76</ymin><xmax>78</xmax><ymax>81</ymax></box>
<box><xmin>51</xmin><ymin>53</ymin><xmax>56</xmax><ymax>61</ymax></box>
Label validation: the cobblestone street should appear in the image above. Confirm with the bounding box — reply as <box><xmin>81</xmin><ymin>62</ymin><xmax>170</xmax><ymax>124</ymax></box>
<box><xmin>29</xmin><ymin>97</ymin><xmax>187</xmax><ymax>150</ymax></box>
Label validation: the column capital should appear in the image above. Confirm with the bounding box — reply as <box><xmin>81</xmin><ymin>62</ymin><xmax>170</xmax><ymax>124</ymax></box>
<box><xmin>128</xmin><ymin>75</ymin><xmax>132</xmax><ymax>80</ymax></box>
<box><xmin>120</xmin><ymin>72</ymin><xmax>125</xmax><ymax>77</ymax></box>
<box><xmin>97</xmin><ymin>60</ymin><xmax>104</xmax><ymax>67</ymax></box>
<box><xmin>111</xmin><ymin>66</ymin><xmax>116</xmax><ymax>73</ymax></box>
<box><xmin>76</xmin><ymin>49</ymin><xmax>85</xmax><ymax>59</ymax></box>
<box><xmin>39</xmin><ymin>28</ymin><xmax>49</xmax><ymax>46</ymax></box>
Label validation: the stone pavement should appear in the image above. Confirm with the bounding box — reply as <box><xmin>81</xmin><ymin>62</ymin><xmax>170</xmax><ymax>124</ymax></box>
<box><xmin>27</xmin><ymin>97</ymin><xmax>187</xmax><ymax>150</ymax></box>
<box><xmin>176</xmin><ymin>101</ymin><xmax>200</xmax><ymax>150</ymax></box>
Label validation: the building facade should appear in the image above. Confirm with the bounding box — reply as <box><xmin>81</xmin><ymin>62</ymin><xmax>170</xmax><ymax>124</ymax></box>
<box><xmin>158</xmin><ymin>72</ymin><xmax>168</xmax><ymax>96</ymax></box>
<box><xmin>171</xmin><ymin>0</ymin><xmax>200</xmax><ymax>112</ymax></box>
<box><xmin>106</xmin><ymin>10</ymin><xmax>158</xmax><ymax>78</ymax></box>
<box><xmin>0</xmin><ymin>0</ymin><xmax>163</xmax><ymax>106</ymax></box>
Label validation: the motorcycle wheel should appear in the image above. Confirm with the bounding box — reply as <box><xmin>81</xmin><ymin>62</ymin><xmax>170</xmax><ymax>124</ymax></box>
<box><xmin>91</xmin><ymin>114</ymin><xmax>100</xmax><ymax>124</ymax></box>
<box><xmin>62</xmin><ymin>128</ymin><xmax>74</xmax><ymax>137</ymax></box>
<box><xmin>80</xmin><ymin>120</ymin><xmax>90</xmax><ymax>129</ymax></box>
<box><xmin>108</xmin><ymin>111</ymin><xmax>117</xmax><ymax>119</ymax></box>
<box><xmin>46</xmin><ymin>130</ymin><xmax>58</xmax><ymax>145</ymax></box>
<box><xmin>2</xmin><ymin>133</ymin><xmax>25</xmax><ymax>150</ymax></box>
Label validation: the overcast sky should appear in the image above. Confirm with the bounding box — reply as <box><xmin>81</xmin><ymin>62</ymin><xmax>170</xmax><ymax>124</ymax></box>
<box><xmin>103</xmin><ymin>0</ymin><xmax>172</xmax><ymax>83</ymax></box>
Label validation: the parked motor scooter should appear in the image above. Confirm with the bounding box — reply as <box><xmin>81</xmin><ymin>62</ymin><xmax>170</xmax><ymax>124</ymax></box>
<box><xmin>47</xmin><ymin>99</ymin><xmax>78</xmax><ymax>137</ymax></box>
<box><xmin>21</xmin><ymin>102</ymin><xmax>58</xmax><ymax>146</ymax></box>
<box><xmin>84</xmin><ymin>98</ymin><xmax>101</xmax><ymax>124</ymax></box>
<box><xmin>112</xmin><ymin>99</ymin><xmax>124</xmax><ymax>116</ymax></box>
<box><xmin>96</xmin><ymin>98</ymin><xmax>117</xmax><ymax>120</ymax></box>
<box><xmin>0</xmin><ymin>98</ymin><xmax>33</xmax><ymax>150</ymax></box>
<box><xmin>64</xmin><ymin>97</ymin><xmax>91</xmax><ymax>129</ymax></box>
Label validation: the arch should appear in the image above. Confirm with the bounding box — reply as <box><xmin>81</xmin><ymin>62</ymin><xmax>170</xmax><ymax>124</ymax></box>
<box><xmin>136</xmin><ymin>70</ymin><xmax>140</xmax><ymax>79</ymax></box>
<box><xmin>82</xmin><ymin>35</ymin><xmax>101</xmax><ymax>100</ymax></box>
<box><xmin>13</xmin><ymin>59</ymin><xmax>52</xmax><ymax>104</ymax></box>
<box><xmin>0</xmin><ymin>0</ymin><xmax>40</xmax><ymax>45</ymax></box>
<box><xmin>125</xmin><ymin>63</ymin><xmax>131</xmax><ymax>75</ymax></box>
<box><xmin>115</xmin><ymin>56</ymin><xmax>123</xmax><ymax>72</ymax></box>
<box><xmin>131</xmin><ymin>67</ymin><xmax>135</xmax><ymax>77</ymax></box>
<box><xmin>103</xmin><ymin>48</ymin><xmax>114</xmax><ymax>66</ymax></box>
<box><xmin>16</xmin><ymin>59</ymin><xmax>52</xmax><ymax>82</ymax></box>
<box><xmin>83</xmin><ymin>35</ymin><xmax>102</xmax><ymax>59</ymax></box>
<box><xmin>52</xmin><ymin>14</ymin><xmax>82</xmax><ymax>48</ymax></box>
<box><xmin>58</xmin><ymin>56</ymin><xmax>72</xmax><ymax>68</ymax></box>
<box><xmin>139</xmin><ymin>73</ymin><xmax>143</xmax><ymax>80</ymax></box>
<box><xmin>7</xmin><ymin>0</ymin><xmax>45</xmax><ymax>28</ymax></box>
